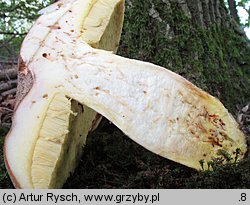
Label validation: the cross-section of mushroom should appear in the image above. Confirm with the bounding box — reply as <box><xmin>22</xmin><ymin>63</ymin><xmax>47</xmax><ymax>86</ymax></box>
<box><xmin>4</xmin><ymin>0</ymin><xmax>247</xmax><ymax>188</ymax></box>
<box><xmin>4</xmin><ymin>0</ymin><xmax>125</xmax><ymax>188</ymax></box>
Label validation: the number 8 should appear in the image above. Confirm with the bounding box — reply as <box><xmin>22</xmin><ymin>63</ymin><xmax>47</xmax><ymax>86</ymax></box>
<box><xmin>241</xmin><ymin>193</ymin><xmax>246</xmax><ymax>201</ymax></box>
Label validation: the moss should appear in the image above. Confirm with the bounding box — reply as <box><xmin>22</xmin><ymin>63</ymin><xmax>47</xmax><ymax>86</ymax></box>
<box><xmin>63</xmin><ymin>126</ymin><xmax>195</xmax><ymax>188</ymax></box>
<box><xmin>63</xmin><ymin>126</ymin><xmax>250</xmax><ymax>189</ymax></box>
<box><xmin>185</xmin><ymin>156</ymin><xmax>250</xmax><ymax>188</ymax></box>
<box><xmin>1</xmin><ymin>119</ymin><xmax>249</xmax><ymax>189</ymax></box>
<box><xmin>119</xmin><ymin>0</ymin><xmax>250</xmax><ymax>113</ymax></box>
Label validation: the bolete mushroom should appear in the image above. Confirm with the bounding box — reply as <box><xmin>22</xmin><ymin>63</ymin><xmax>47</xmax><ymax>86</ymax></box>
<box><xmin>4</xmin><ymin>0</ymin><xmax>125</xmax><ymax>188</ymax></box>
<box><xmin>4</xmin><ymin>0</ymin><xmax>247</xmax><ymax>188</ymax></box>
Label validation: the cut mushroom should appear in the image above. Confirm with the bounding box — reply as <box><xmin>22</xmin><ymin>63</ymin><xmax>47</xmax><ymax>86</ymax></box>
<box><xmin>5</xmin><ymin>0</ymin><xmax>124</xmax><ymax>188</ymax></box>
<box><xmin>4</xmin><ymin>0</ymin><xmax>247</xmax><ymax>189</ymax></box>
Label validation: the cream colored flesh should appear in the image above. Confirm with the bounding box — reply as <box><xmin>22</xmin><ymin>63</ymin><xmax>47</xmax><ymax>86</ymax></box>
<box><xmin>62</xmin><ymin>48</ymin><xmax>247</xmax><ymax>170</ymax></box>
<box><xmin>5</xmin><ymin>0</ymin><xmax>124</xmax><ymax>188</ymax></box>
<box><xmin>31</xmin><ymin>0</ymin><xmax>123</xmax><ymax>189</ymax></box>
<box><xmin>31</xmin><ymin>94</ymin><xmax>98</xmax><ymax>188</ymax></box>
<box><xmin>31</xmin><ymin>94</ymin><xmax>72</xmax><ymax>188</ymax></box>
<box><xmin>5</xmin><ymin>0</ymin><xmax>247</xmax><ymax>189</ymax></box>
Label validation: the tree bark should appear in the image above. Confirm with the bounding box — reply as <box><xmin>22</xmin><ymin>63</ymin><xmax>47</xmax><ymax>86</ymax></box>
<box><xmin>119</xmin><ymin>0</ymin><xmax>250</xmax><ymax>113</ymax></box>
<box><xmin>227</xmin><ymin>0</ymin><xmax>240</xmax><ymax>23</ymax></box>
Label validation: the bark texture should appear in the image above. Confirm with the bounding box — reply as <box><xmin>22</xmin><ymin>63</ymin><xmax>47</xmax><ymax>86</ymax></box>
<box><xmin>119</xmin><ymin>0</ymin><xmax>250</xmax><ymax>113</ymax></box>
<box><xmin>227</xmin><ymin>0</ymin><xmax>240</xmax><ymax>23</ymax></box>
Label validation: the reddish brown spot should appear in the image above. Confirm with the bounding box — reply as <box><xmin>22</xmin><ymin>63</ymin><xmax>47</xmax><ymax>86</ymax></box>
<box><xmin>209</xmin><ymin>114</ymin><xmax>218</xmax><ymax>118</ymax></box>
<box><xmin>52</xmin><ymin>139</ymin><xmax>62</xmax><ymax>144</ymax></box>
<box><xmin>219</xmin><ymin>131</ymin><xmax>229</xmax><ymax>139</ymax></box>
<box><xmin>40</xmin><ymin>40</ymin><xmax>45</xmax><ymax>47</ymax></box>
<box><xmin>63</xmin><ymin>32</ymin><xmax>71</xmax><ymax>36</ymax></box>
<box><xmin>178</xmin><ymin>91</ymin><xmax>183</xmax><ymax>96</ymax></box>
<box><xmin>69</xmin><ymin>10</ymin><xmax>72</xmax><ymax>12</ymax></box>
<box><xmin>95</xmin><ymin>86</ymin><xmax>100</xmax><ymax>90</ymax></box>
<box><xmin>70</xmin><ymin>29</ymin><xmax>74</xmax><ymax>32</ymax></box>
<box><xmin>169</xmin><ymin>119</ymin><xmax>175</xmax><ymax>124</ymax></box>
<box><xmin>48</xmin><ymin>25</ymin><xmax>61</xmax><ymax>30</ymax></box>
<box><xmin>74</xmin><ymin>75</ymin><xmax>79</xmax><ymax>79</ymax></box>
<box><xmin>58</xmin><ymin>2</ymin><xmax>63</xmax><ymax>7</ymax></box>
<box><xmin>42</xmin><ymin>53</ymin><xmax>47</xmax><ymax>58</ymax></box>
<box><xmin>206</xmin><ymin>137</ymin><xmax>222</xmax><ymax>147</ymax></box>
<box><xmin>185</xmin><ymin>81</ymin><xmax>210</xmax><ymax>100</ymax></box>
<box><xmin>32</xmin><ymin>101</ymin><xmax>36</xmax><ymax>104</ymax></box>
<box><xmin>18</xmin><ymin>55</ymin><xmax>26</xmax><ymax>72</ymax></box>
<box><xmin>219</xmin><ymin>119</ymin><xmax>226</xmax><ymax>127</ymax></box>
<box><xmin>196</xmin><ymin>123</ymin><xmax>206</xmax><ymax>132</ymax></box>
<box><xmin>43</xmin><ymin>94</ymin><xmax>48</xmax><ymax>99</ymax></box>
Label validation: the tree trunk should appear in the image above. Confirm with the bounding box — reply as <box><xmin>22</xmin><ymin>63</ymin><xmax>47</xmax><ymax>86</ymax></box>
<box><xmin>227</xmin><ymin>0</ymin><xmax>240</xmax><ymax>23</ymax></box>
<box><xmin>119</xmin><ymin>0</ymin><xmax>250</xmax><ymax>114</ymax></box>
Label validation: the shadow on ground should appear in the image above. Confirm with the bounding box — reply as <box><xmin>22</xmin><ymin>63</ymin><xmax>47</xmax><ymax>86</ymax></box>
<box><xmin>0</xmin><ymin>120</ymin><xmax>250</xmax><ymax>189</ymax></box>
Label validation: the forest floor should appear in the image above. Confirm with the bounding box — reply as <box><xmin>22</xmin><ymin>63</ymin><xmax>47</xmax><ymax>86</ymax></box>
<box><xmin>1</xmin><ymin>123</ymin><xmax>250</xmax><ymax>189</ymax></box>
<box><xmin>0</xmin><ymin>65</ymin><xmax>250</xmax><ymax>189</ymax></box>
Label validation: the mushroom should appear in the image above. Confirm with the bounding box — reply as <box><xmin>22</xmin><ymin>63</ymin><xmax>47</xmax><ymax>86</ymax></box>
<box><xmin>4</xmin><ymin>0</ymin><xmax>247</xmax><ymax>188</ymax></box>
<box><xmin>4</xmin><ymin>0</ymin><xmax>125</xmax><ymax>188</ymax></box>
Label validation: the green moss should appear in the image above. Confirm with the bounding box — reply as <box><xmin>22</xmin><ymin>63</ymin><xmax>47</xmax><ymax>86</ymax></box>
<box><xmin>119</xmin><ymin>0</ymin><xmax>250</xmax><ymax>113</ymax></box>
<box><xmin>185</xmin><ymin>156</ymin><xmax>250</xmax><ymax>188</ymax></box>
<box><xmin>63</xmin><ymin>127</ymin><xmax>250</xmax><ymax>188</ymax></box>
<box><xmin>0</xmin><ymin>120</ymin><xmax>249</xmax><ymax>189</ymax></box>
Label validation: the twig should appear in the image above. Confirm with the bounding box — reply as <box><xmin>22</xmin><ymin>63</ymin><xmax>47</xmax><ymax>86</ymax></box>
<box><xmin>0</xmin><ymin>68</ymin><xmax>18</xmax><ymax>80</ymax></box>
<box><xmin>1</xmin><ymin>88</ymin><xmax>17</xmax><ymax>97</ymax></box>
<box><xmin>0</xmin><ymin>80</ymin><xmax>17</xmax><ymax>92</ymax></box>
<box><xmin>0</xmin><ymin>107</ymin><xmax>14</xmax><ymax>113</ymax></box>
